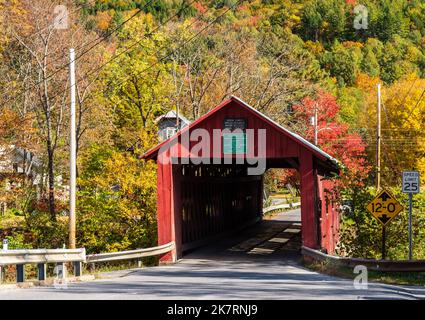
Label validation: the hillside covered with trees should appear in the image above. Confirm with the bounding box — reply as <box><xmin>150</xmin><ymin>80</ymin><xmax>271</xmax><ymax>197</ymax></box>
<box><xmin>0</xmin><ymin>0</ymin><xmax>424</xmax><ymax>260</ymax></box>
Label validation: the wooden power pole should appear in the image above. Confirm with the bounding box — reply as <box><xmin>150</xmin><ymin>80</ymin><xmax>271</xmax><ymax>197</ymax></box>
<box><xmin>69</xmin><ymin>48</ymin><xmax>76</xmax><ymax>249</ymax></box>
<box><xmin>376</xmin><ymin>83</ymin><xmax>385</xmax><ymax>259</ymax></box>
<box><xmin>314</xmin><ymin>103</ymin><xmax>318</xmax><ymax>145</ymax></box>
<box><xmin>376</xmin><ymin>83</ymin><xmax>381</xmax><ymax>191</ymax></box>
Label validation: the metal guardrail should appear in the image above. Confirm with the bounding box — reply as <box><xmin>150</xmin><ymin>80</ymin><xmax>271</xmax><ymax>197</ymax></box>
<box><xmin>263</xmin><ymin>202</ymin><xmax>301</xmax><ymax>214</ymax></box>
<box><xmin>86</xmin><ymin>242</ymin><xmax>175</xmax><ymax>263</ymax></box>
<box><xmin>0</xmin><ymin>248</ymin><xmax>86</xmax><ymax>266</ymax></box>
<box><xmin>0</xmin><ymin>242</ymin><xmax>175</xmax><ymax>284</ymax></box>
<box><xmin>0</xmin><ymin>248</ymin><xmax>86</xmax><ymax>283</ymax></box>
<box><xmin>302</xmin><ymin>246</ymin><xmax>425</xmax><ymax>272</ymax></box>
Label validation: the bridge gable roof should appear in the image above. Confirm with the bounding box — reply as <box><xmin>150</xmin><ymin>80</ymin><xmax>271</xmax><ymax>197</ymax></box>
<box><xmin>142</xmin><ymin>96</ymin><xmax>339</xmax><ymax>170</ymax></box>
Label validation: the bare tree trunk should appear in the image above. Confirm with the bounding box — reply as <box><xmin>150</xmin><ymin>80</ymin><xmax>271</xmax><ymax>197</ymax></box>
<box><xmin>47</xmin><ymin>143</ymin><xmax>56</xmax><ymax>221</ymax></box>
<box><xmin>4</xmin><ymin>0</ymin><xmax>103</xmax><ymax>221</ymax></box>
<box><xmin>41</xmin><ymin>28</ymin><xmax>56</xmax><ymax>221</ymax></box>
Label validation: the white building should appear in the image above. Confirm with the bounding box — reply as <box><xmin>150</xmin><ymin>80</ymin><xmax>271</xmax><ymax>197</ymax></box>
<box><xmin>156</xmin><ymin>110</ymin><xmax>190</xmax><ymax>141</ymax></box>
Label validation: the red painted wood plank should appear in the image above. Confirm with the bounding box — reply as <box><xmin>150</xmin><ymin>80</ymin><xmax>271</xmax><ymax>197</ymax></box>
<box><xmin>299</xmin><ymin>147</ymin><xmax>319</xmax><ymax>249</ymax></box>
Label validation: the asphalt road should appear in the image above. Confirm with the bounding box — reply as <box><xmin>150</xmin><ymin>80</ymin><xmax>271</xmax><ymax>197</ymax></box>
<box><xmin>1</xmin><ymin>209</ymin><xmax>424</xmax><ymax>300</ymax></box>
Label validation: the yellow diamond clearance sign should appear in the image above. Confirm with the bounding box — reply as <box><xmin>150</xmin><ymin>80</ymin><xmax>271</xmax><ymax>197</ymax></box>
<box><xmin>366</xmin><ymin>189</ymin><xmax>404</xmax><ymax>226</ymax></box>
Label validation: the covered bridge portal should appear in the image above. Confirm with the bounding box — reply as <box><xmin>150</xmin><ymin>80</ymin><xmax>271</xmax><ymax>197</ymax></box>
<box><xmin>143</xmin><ymin>96</ymin><xmax>340</xmax><ymax>262</ymax></box>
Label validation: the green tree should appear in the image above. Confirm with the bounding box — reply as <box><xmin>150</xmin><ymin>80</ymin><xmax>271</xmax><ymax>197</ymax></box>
<box><xmin>367</xmin><ymin>0</ymin><xmax>409</xmax><ymax>42</ymax></box>
<box><xmin>320</xmin><ymin>41</ymin><xmax>363</xmax><ymax>86</ymax></box>
<box><xmin>380</xmin><ymin>35</ymin><xmax>423</xmax><ymax>83</ymax></box>
<box><xmin>361</xmin><ymin>46</ymin><xmax>380</xmax><ymax>77</ymax></box>
<box><xmin>102</xmin><ymin>13</ymin><xmax>173</xmax><ymax>149</ymax></box>
<box><xmin>300</xmin><ymin>0</ymin><xmax>348</xmax><ymax>43</ymax></box>
<box><xmin>77</xmin><ymin>143</ymin><xmax>157</xmax><ymax>253</ymax></box>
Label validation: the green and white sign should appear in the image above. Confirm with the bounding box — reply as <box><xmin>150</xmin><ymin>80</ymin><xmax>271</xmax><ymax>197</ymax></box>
<box><xmin>223</xmin><ymin>133</ymin><xmax>247</xmax><ymax>154</ymax></box>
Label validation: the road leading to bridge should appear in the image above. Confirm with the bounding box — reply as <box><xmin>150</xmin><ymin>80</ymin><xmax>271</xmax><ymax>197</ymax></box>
<box><xmin>1</xmin><ymin>209</ymin><xmax>425</xmax><ymax>300</ymax></box>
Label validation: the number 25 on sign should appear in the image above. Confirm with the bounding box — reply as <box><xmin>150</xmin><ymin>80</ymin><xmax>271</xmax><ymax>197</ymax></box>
<box><xmin>366</xmin><ymin>189</ymin><xmax>403</xmax><ymax>226</ymax></box>
<box><xmin>402</xmin><ymin>171</ymin><xmax>420</xmax><ymax>194</ymax></box>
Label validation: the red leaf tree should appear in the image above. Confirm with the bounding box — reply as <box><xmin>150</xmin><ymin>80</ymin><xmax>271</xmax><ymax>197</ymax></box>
<box><xmin>291</xmin><ymin>91</ymin><xmax>370</xmax><ymax>189</ymax></box>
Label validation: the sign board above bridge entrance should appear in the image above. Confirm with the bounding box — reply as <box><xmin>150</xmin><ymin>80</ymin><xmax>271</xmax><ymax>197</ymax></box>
<box><xmin>222</xmin><ymin>118</ymin><xmax>247</xmax><ymax>154</ymax></box>
<box><xmin>223</xmin><ymin>133</ymin><xmax>247</xmax><ymax>154</ymax></box>
<box><xmin>223</xmin><ymin>118</ymin><xmax>247</xmax><ymax>131</ymax></box>
<box><xmin>366</xmin><ymin>189</ymin><xmax>403</xmax><ymax>226</ymax></box>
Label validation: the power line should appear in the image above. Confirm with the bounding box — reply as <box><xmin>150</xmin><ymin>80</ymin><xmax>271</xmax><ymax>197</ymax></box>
<box><xmin>2</xmin><ymin>0</ymin><xmax>158</xmax><ymax>106</ymax></box>
<box><xmin>1</xmin><ymin>0</ymin><xmax>224</xmax><ymax>153</ymax></box>
<box><xmin>126</xmin><ymin>37</ymin><xmax>255</xmax><ymax>152</ymax></box>
<box><xmin>26</xmin><ymin>0</ymin><xmax>238</xmax><ymax>113</ymax></box>
<box><xmin>362</xmin><ymin>128</ymin><xmax>424</xmax><ymax>131</ymax></box>
<box><xmin>68</xmin><ymin>0</ymin><xmax>157</xmax><ymax>63</ymax></box>
<box><xmin>395</xmin><ymin>77</ymin><xmax>418</xmax><ymax>109</ymax></box>
<box><xmin>381</xmin><ymin>76</ymin><xmax>418</xmax><ymax>112</ymax></box>
<box><xmin>403</xmin><ymin>87</ymin><xmax>425</xmax><ymax>125</ymax></box>
<box><xmin>71</xmin><ymin>0</ymin><xmax>204</xmax><ymax>96</ymax></box>
<box><xmin>104</xmin><ymin>0</ymin><xmax>243</xmax><ymax>102</ymax></box>
<box><xmin>318</xmin><ymin>138</ymin><xmax>425</xmax><ymax>141</ymax></box>
<box><xmin>38</xmin><ymin>2</ymin><xmax>155</xmax><ymax>70</ymax></box>
<box><xmin>7</xmin><ymin>5</ymin><xmax>88</xmax><ymax>73</ymax></box>
<box><xmin>10</xmin><ymin>5</ymin><xmax>84</xmax><ymax>41</ymax></box>
<box><xmin>120</xmin><ymin>1</ymin><xmax>247</xmax><ymax>151</ymax></box>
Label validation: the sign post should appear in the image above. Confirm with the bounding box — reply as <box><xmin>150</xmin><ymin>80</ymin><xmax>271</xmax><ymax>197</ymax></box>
<box><xmin>366</xmin><ymin>189</ymin><xmax>404</xmax><ymax>260</ymax></box>
<box><xmin>382</xmin><ymin>225</ymin><xmax>386</xmax><ymax>260</ymax></box>
<box><xmin>402</xmin><ymin>171</ymin><xmax>420</xmax><ymax>260</ymax></box>
<box><xmin>408</xmin><ymin>192</ymin><xmax>413</xmax><ymax>259</ymax></box>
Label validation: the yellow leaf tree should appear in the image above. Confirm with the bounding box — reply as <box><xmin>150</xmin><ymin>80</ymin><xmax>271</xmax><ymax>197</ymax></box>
<box><xmin>359</xmin><ymin>74</ymin><xmax>425</xmax><ymax>184</ymax></box>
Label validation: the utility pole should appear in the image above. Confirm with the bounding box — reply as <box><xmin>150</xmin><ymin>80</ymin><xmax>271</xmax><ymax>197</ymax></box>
<box><xmin>69</xmin><ymin>48</ymin><xmax>76</xmax><ymax>249</ymax></box>
<box><xmin>314</xmin><ymin>103</ymin><xmax>318</xmax><ymax>145</ymax></box>
<box><xmin>409</xmin><ymin>191</ymin><xmax>413</xmax><ymax>259</ymax></box>
<box><xmin>376</xmin><ymin>83</ymin><xmax>381</xmax><ymax>191</ymax></box>
<box><xmin>310</xmin><ymin>103</ymin><xmax>318</xmax><ymax>145</ymax></box>
<box><xmin>376</xmin><ymin>83</ymin><xmax>385</xmax><ymax>259</ymax></box>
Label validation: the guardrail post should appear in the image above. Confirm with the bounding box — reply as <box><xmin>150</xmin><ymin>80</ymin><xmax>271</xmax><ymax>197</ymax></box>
<box><xmin>16</xmin><ymin>264</ymin><xmax>25</xmax><ymax>283</ymax></box>
<box><xmin>73</xmin><ymin>261</ymin><xmax>82</xmax><ymax>277</ymax></box>
<box><xmin>56</xmin><ymin>262</ymin><xmax>67</xmax><ymax>279</ymax></box>
<box><xmin>37</xmin><ymin>263</ymin><xmax>46</xmax><ymax>281</ymax></box>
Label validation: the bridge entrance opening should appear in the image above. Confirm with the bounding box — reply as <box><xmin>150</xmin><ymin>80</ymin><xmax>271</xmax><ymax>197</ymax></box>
<box><xmin>177</xmin><ymin>163</ymin><xmax>262</xmax><ymax>253</ymax></box>
<box><xmin>143</xmin><ymin>96</ymin><xmax>340</xmax><ymax>262</ymax></box>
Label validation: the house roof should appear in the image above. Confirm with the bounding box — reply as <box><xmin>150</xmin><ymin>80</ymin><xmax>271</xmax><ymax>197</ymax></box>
<box><xmin>155</xmin><ymin>110</ymin><xmax>190</xmax><ymax>125</ymax></box>
<box><xmin>143</xmin><ymin>96</ymin><xmax>339</xmax><ymax>169</ymax></box>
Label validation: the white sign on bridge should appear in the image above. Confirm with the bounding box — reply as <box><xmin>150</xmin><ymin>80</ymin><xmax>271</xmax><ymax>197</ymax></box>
<box><xmin>402</xmin><ymin>171</ymin><xmax>420</xmax><ymax>194</ymax></box>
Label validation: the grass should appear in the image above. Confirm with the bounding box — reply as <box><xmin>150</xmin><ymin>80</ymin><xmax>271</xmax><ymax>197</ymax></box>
<box><xmin>304</xmin><ymin>259</ymin><xmax>425</xmax><ymax>286</ymax></box>
<box><xmin>85</xmin><ymin>257</ymin><xmax>158</xmax><ymax>277</ymax></box>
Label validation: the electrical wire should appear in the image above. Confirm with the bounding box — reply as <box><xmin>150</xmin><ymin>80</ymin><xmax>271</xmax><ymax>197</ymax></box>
<box><xmin>2</xmin><ymin>0</ymin><xmax>158</xmax><ymax>106</ymax></box>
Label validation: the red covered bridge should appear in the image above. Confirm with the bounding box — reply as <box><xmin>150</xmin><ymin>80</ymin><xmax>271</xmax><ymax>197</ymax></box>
<box><xmin>143</xmin><ymin>96</ymin><xmax>340</xmax><ymax>262</ymax></box>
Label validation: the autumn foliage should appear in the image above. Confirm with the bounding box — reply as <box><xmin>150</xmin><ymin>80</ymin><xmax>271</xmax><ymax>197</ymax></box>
<box><xmin>291</xmin><ymin>91</ymin><xmax>371</xmax><ymax>190</ymax></box>
<box><xmin>0</xmin><ymin>0</ymin><xmax>423</xmax><ymax>256</ymax></box>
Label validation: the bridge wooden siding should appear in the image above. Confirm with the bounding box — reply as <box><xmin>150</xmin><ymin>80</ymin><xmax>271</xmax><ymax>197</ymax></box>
<box><xmin>144</xmin><ymin>96</ymin><xmax>340</xmax><ymax>261</ymax></box>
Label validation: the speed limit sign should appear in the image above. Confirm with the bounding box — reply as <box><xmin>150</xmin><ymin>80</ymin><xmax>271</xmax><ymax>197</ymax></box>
<box><xmin>402</xmin><ymin>171</ymin><xmax>420</xmax><ymax>194</ymax></box>
<box><xmin>403</xmin><ymin>171</ymin><xmax>420</xmax><ymax>260</ymax></box>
